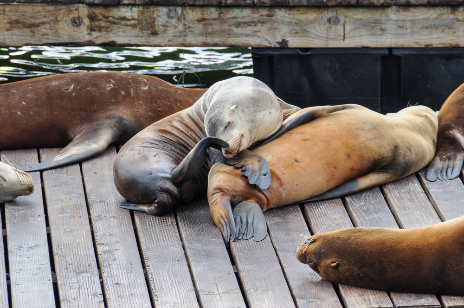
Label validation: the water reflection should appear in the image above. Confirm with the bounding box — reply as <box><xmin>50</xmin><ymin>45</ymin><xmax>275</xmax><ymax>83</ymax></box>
<box><xmin>0</xmin><ymin>46</ymin><xmax>253</xmax><ymax>87</ymax></box>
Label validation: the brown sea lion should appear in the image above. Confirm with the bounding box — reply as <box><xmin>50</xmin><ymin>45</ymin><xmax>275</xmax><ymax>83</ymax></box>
<box><xmin>0</xmin><ymin>72</ymin><xmax>206</xmax><ymax>172</ymax></box>
<box><xmin>295</xmin><ymin>216</ymin><xmax>464</xmax><ymax>296</ymax></box>
<box><xmin>0</xmin><ymin>160</ymin><xmax>34</xmax><ymax>202</ymax></box>
<box><xmin>115</xmin><ymin>76</ymin><xmax>305</xmax><ymax>215</ymax></box>
<box><xmin>207</xmin><ymin>105</ymin><xmax>438</xmax><ymax>241</ymax></box>
<box><xmin>426</xmin><ymin>83</ymin><xmax>464</xmax><ymax>181</ymax></box>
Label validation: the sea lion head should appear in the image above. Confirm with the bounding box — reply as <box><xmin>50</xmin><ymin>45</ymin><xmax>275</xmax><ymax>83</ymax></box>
<box><xmin>205</xmin><ymin>77</ymin><xmax>283</xmax><ymax>158</ymax></box>
<box><xmin>114</xmin><ymin>147</ymin><xmax>180</xmax><ymax>216</ymax></box>
<box><xmin>295</xmin><ymin>232</ymin><xmax>356</xmax><ymax>283</ymax></box>
<box><xmin>0</xmin><ymin>161</ymin><xmax>34</xmax><ymax>203</ymax></box>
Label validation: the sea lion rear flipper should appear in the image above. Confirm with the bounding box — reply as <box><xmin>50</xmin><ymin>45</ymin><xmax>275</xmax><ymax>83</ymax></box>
<box><xmin>233</xmin><ymin>201</ymin><xmax>267</xmax><ymax>241</ymax></box>
<box><xmin>171</xmin><ymin>137</ymin><xmax>229</xmax><ymax>185</ymax></box>
<box><xmin>425</xmin><ymin>151</ymin><xmax>464</xmax><ymax>181</ymax></box>
<box><xmin>250</xmin><ymin>104</ymin><xmax>364</xmax><ymax>149</ymax></box>
<box><xmin>305</xmin><ymin>171</ymin><xmax>395</xmax><ymax>202</ymax></box>
<box><xmin>26</xmin><ymin>120</ymin><xmax>123</xmax><ymax>172</ymax></box>
<box><xmin>225</xmin><ymin>150</ymin><xmax>271</xmax><ymax>190</ymax></box>
<box><xmin>278</xmin><ymin>98</ymin><xmax>301</xmax><ymax>121</ymax></box>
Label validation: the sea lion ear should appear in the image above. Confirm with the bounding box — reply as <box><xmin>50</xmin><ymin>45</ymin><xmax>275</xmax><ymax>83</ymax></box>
<box><xmin>229</xmin><ymin>105</ymin><xmax>238</xmax><ymax>113</ymax></box>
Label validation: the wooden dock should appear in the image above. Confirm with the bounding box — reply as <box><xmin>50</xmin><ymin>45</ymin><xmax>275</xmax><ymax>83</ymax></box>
<box><xmin>2</xmin><ymin>2</ymin><xmax>464</xmax><ymax>48</ymax></box>
<box><xmin>0</xmin><ymin>145</ymin><xmax>462</xmax><ymax>308</ymax></box>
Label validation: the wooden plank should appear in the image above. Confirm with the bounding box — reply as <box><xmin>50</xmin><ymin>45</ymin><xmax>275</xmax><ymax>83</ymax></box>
<box><xmin>85</xmin><ymin>0</ymin><xmax>118</xmax><ymax>5</ymax></box>
<box><xmin>230</xmin><ymin>233</ymin><xmax>296</xmax><ymax>307</ymax></box>
<box><xmin>345</xmin><ymin>187</ymin><xmax>441</xmax><ymax>308</ymax></box>
<box><xmin>3</xmin><ymin>5</ymin><xmax>464</xmax><ymax>48</ymax></box>
<box><xmin>121</xmin><ymin>0</ymin><xmax>151</xmax><ymax>5</ymax></box>
<box><xmin>358</xmin><ymin>0</ymin><xmax>393</xmax><ymax>6</ymax></box>
<box><xmin>133</xmin><ymin>211</ymin><xmax>199</xmax><ymax>308</ymax></box>
<box><xmin>81</xmin><ymin>147</ymin><xmax>151</xmax><ymax>308</ymax></box>
<box><xmin>265</xmin><ymin>205</ymin><xmax>342</xmax><ymax>308</ymax></box>
<box><xmin>303</xmin><ymin>199</ymin><xmax>394</xmax><ymax>308</ymax></box>
<box><xmin>151</xmin><ymin>0</ymin><xmax>254</xmax><ymax>4</ymax></box>
<box><xmin>417</xmin><ymin>169</ymin><xmax>464</xmax><ymax>221</ymax></box>
<box><xmin>416</xmin><ymin>169</ymin><xmax>464</xmax><ymax>308</ymax></box>
<box><xmin>176</xmin><ymin>198</ymin><xmax>246</xmax><ymax>308</ymax></box>
<box><xmin>394</xmin><ymin>0</ymin><xmax>427</xmax><ymax>4</ymax></box>
<box><xmin>2</xmin><ymin>150</ymin><xmax>55</xmax><ymax>308</ymax></box>
<box><xmin>40</xmin><ymin>148</ymin><xmax>104</xmax><ymax>308</ymax></box>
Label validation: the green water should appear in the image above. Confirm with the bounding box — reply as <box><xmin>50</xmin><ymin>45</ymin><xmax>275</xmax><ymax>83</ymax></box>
<box><xmin>0</xmin><ymin>46</ymin><xmax>253</xmax><ymax>87</ymax></box>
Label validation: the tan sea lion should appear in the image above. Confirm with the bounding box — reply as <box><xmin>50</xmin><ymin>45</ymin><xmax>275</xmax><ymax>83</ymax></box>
<box><xmin>0</xmin><ymin>160</ymin><xmax>34</xmax><ymax>202</ymax></box>
<box><xmin>295</xmin><ymin>216</ymin><xmax>464</xmax><ymax>296</ymax></box>
<box><xmin>0</xmin><ymin>72</ymin><xmax>206</xmax><ymax>172</ymax></box>
<box><xmin>426</xmin><ymin>83</ymin><xmax>464</xmax><ymax>181</ymax></box>
<box><xmin>115</xmin><ymin>76</ymin><xmax>304</xmax><ymax>215</ymax></box>
<box><xmin>207</xmin><ymin>105</ymin><xmax>438</xmax><ymax>241</ymax></box>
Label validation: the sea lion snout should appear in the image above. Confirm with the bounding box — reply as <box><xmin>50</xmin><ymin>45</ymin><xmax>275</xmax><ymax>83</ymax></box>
<box><xmin>0</xmin><ymin>162</ymin><xmax>35</xmax><ymax>203</ymax></box>
<box><xmin>296</xmin><ymin>235</ymin><xmax>319</xmax><ymax>265</ymax></box>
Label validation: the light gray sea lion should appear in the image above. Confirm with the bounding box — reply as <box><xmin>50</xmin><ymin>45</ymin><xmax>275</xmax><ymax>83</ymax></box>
<box><xmin>115</xmin><ymin>76</ymin><xmax>303</xmax><ymax>215</ymax></box>
<box><xmin>0</xmin><ymin>160</ymin><xmax>34</xmax><ymax>202</ymax></box>
<box><xmin>207</xmin><ymin>105</ymin><xmax>438</xmax><ymax>241</ymax></box>
<box><xmin>0</xmin><ymin>72</ymin><xmax>206</xmax><ymax>172</ymax></box>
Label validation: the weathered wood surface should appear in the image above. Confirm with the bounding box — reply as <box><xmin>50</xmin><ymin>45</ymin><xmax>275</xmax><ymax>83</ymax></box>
<box><xmin>303</xmin><ymin>199</ymin><xmax>394</xmax><ymax>308</ymax></box>
<box><xmin>81</xmin><ymin>147</ymin><xmax>152</xmax><ymax>308</ymax></box>
<box><xmin>265</xmin><ymin>205</ymin><xmax>342</xmax><ymax>308</ymax></box>
<box><xmin>41</xmin><ymin>148</ymin><xmax>104</xmax><ymax>308</ymax></box>
<box><xmin>2</xmin><ymin>0</ymin><xmax>463</xmax><ymax>5</ymax></box>
<box><xmin>133</xmin><ymin>211</ymin><xmax>199</xmax><ymax>308</ymax></box>
<box><xmin>176</xmin><ymin>198</ymin><xmax>247</xmax><ymax>308</ymax></box>
<box><xmin>230</xmin><ymin>230</ymin><xmax>296</xmax><ymax>307</ymax></box>
<box><xmin>2</xmin><ymin>5</ymin><xmax>464</xmax><ymax>48</ymax></box>
<box><xmin>345</xmin><ymin>187</ymin><xmax>441</xmax><ymax>307</ymax></box>
<box><xmin>2</xmin><ymin>150</ymin><xmax>56</xmax><ymax>308</ymax></box>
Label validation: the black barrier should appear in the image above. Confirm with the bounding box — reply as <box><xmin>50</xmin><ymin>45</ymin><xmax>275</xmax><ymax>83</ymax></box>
<box><xmin>252</xmin><ymin>48</ymin><xmax>464</xmax><ymax>113</ymax></box>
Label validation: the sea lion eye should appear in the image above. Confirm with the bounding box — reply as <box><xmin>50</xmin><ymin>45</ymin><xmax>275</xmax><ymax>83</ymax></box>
<box><xmin>0</xmin><ymin>175</ymin><xmax>5</xmax><ymax>182</ymax></box>
<box><xmin>224</xmin><ymin>121</ymin><xmax>231</xmax><ymax>130</ymax></box>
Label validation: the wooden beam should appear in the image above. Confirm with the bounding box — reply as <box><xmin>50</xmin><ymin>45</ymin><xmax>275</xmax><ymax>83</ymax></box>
<box><xmin>1</xmin><ymin>4</ymin><xmax>464</xmax><ymax>47</ymax></box>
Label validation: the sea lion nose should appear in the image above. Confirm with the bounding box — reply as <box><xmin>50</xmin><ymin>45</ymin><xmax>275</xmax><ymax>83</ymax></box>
<box><xmin>28</xmin><ymin>186</ymin><xmax>34</xmax><ymax>193</ymax></box>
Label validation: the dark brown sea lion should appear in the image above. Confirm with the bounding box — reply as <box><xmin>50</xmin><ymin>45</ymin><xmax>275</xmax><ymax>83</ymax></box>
<box><xmin>0</xmin><ymin>72</ymin><xmax>206</xmax><ymax>172</ymax></box>
<box><xmin>426</xmin><ymin>83</ymin><xmax>464</xmax><ymax>181</ymax></box>
<box><xmin>295</xmin><ymin>216</ymin><xmax>464</xmax><ymax>296</ymax></box>
<box><xmin>115</xmin><ymin>76</ymin><xmax>304</xmax><ymax>216</ymax></box>
<box><xmin>207</xmin><ymin>105</ymin><xmax>438</xmax><ymax>241</ymax></box>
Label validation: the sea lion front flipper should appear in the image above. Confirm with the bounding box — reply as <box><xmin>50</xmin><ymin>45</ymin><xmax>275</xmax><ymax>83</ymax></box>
<box><xmin>305</xmin><ymin>171</ymin><xmax>395</xmax><ymax>202</ymax></box>
<box><xmin>120</xmin><ymin>202</ymin><xmax>173</xmax><ymax>216</ymax></box>
<box><xmin>170</xmin><ymin>137</ymin><xmax>228</xmax><ymax>185</ymax></box>
<box><xmin>233</xmin><ymin>201</ymin><xmax>267</xmax><ymax>241</ymax></box>
<box><xmin>250</xmin><ymin>104</ymin><xmax>364</xmax><ymax>149</ymax></box>
<box><xmin>209</xmin><ymin>193</ymin><xmax>237</xmax><ymax>242</ymax></box>
<box><xmin>26</xmin><ymin>119</ymin><xmax>125</xmax><ymax>172</ymax></box>
<box><xmin>225</xmin><ymin>150</ymin><xmax>271</xmax><ymax>190</ymax></box>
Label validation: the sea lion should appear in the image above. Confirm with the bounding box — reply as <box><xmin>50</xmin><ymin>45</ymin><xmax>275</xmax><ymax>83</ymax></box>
<box><xmin>295</xmin><ymin>216</ymin><xmax>464</xmax><ymax>296</ymax></box>
<box><xmin>115</xmin><ymin>76</ymin><xmax>307</xmax><ymax>215</ymax></box>
<box><xmin>0</xmin><ymin>160</ymin><xmax>34</xmax><ymax>202</ymax></box>
<box><xmin>0</xmin><ymin>72</ymin><xmax>206</xmax><ymax>172</ymax></box>
<box><xmin>426</xmin><ymin>83</ymin><xmax>464</xmax><ymax>181</ymax></box>
<box><xmin>207</xmin><ymin>105</ymin><xmax>438</xmax><ymax>241</ymax></box>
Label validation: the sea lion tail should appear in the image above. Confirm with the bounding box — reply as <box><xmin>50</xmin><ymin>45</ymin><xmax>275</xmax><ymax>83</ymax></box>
<box><xmin>170</xmin><ymin>136</ymin><xmax>228</xmax><ymax>185</ymax></box>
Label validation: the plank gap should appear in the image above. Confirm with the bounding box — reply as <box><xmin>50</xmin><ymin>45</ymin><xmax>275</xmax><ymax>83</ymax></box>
<box><xmin>172</xmin><ymin>209</ymin><xmax>204</xmax><ymax>308</ymax></box>
<box><xmin>0</xmin><ymin>204</ymin><xmax>10</xmax><ymax>308</ymax></box>
<box><xmin>78</xmin><ymin>162</ymin><xmax>108</xmax><ymax>308</ymax></box>
<box><xmin>37</xmin><ymin>155</ymin><xmax>61</xmax><ymax>308</ymax></box>
<box><xmin>266</xmin><ymin>222</ymin><xmax>300</xmax><ymax>308</ymax></box>
<box><xmin>129</xmin><ymin>210</ymin><xmax>156</xmax><ymax>308</ymax></box>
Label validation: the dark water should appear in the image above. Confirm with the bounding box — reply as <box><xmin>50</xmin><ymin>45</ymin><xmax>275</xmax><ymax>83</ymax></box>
<box><xmin>0</xmin><ymin>46</ymin><xmax>253</xmax><ymax>87</ymax></box>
